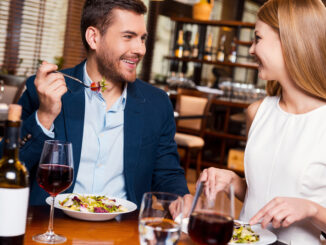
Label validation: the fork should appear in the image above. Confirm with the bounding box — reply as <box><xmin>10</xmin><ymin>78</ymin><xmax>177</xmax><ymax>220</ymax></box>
<box><xmin>54</xmin><ymin>71</ymin><xmax>92</xmax><ymax>88</ymax></box>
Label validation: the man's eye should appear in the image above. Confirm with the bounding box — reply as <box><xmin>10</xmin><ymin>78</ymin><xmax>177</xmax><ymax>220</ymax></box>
<box><xmin>124</xmin><ymin>35</ymin><xmax>132</xmax><ymax>39</ymax></box>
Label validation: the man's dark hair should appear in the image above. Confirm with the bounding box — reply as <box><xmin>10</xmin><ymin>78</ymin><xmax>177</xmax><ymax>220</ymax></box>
<box><xmin>81</xmin><ymin>0</ymin><xmax>147</xmax><ymax>51</ymax></box>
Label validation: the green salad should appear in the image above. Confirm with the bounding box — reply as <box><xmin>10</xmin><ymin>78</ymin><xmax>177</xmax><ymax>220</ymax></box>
<box><xmin>231</xmin><ymin>224</ymin><xmax>260</xmax><ymax>243</ymax></box>
<box><xmin>59</xmin><ymin>194</ymin><xmax>128</xmax><ymax>213</ymax></box>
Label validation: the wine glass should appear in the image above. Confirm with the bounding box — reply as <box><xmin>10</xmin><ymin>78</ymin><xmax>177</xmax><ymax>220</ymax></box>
<box><xmin>138</xmin><ymin>192</ymin><xmax>183</xmax><ymax>245</ymax></box>
<box><xmin>32</xmin><ymin>140</ymin><xmax>74</xmax><ymax>244</ymax></box>
<box><xmin>188</xmin><ymin>185</ymin><xmax>235</xmax><ymax>245</ymax></box>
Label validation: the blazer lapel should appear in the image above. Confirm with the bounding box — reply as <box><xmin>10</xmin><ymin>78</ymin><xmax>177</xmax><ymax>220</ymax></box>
<box><xmin>61</xmin><ymin>61</ymin><xmax>86</xmax><ymax>192</ymax></box>
<box><xmin>124</xmin><ymin>80</ymin><xmax>146</xmax><ymax>202</ymax></box>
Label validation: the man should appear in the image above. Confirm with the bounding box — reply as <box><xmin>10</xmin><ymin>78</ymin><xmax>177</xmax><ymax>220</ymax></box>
<box><xmin>14</xmin><ymin>0</ymin><xmax>191</xmax><ymax>207</ymax></box>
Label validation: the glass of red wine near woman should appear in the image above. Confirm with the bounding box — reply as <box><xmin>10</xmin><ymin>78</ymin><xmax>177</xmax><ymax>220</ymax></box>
<box><xmin>188</xmin><ymin>184</ymin><xmax>235</xmax><ymax>245</ymax></box>
<box><xmin>32</xmin><ymin>140</ymin><xmax>74</xmax><ymax>244</ymax></box>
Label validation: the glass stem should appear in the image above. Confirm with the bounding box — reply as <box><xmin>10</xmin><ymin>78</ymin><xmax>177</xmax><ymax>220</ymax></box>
<box><xmin>47</xmin><ymin>196</ymin><xmax>55</xmax><ymax>235</ymax></box>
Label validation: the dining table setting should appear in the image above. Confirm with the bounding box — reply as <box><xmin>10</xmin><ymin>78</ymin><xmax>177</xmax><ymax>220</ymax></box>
<box><xmin>21</xmin><ymin>138</ymin><xmax>286</xmax><ymax>245</ymax></box>
<box><xmin>24</xmin><ymin>203</ymin><xmax>287</xmax><ymax>245</ymax></box>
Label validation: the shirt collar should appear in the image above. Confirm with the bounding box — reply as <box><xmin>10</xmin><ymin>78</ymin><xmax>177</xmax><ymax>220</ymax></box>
<box><xmin>83</xmin><ymin>62</ymin><xmax>127</xmax><ymax>111</ymax></box>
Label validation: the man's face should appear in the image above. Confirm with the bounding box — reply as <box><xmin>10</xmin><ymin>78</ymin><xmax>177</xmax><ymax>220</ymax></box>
<box><xmin>96</xmin><ymin>9</ymin><xmax>147</xmax><ymax>84</ymax></box>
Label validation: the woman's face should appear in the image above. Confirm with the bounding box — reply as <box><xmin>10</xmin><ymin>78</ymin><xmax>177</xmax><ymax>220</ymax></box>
<box><xmin>249</xmin><ymin>20</ymin><xmax>287</xmax><ymax>81</ymax></box>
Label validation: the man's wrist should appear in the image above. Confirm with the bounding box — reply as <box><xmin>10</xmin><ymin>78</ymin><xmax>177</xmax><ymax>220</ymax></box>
<box><xmin>37</xmin><ymin>110</ymin><xmax>56</xmax><ymax>130</ymax></box>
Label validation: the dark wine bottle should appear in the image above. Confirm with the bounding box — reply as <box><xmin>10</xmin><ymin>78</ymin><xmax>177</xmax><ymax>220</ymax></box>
<box><xmin>183</xmin><ymin>30</ymin><xmax>192</xmax><ymax>58</ymax></box>
<box><xmin>0</xmin><ymin>104</ymin><xmax>29</xmax><ymax>245</ymax></box>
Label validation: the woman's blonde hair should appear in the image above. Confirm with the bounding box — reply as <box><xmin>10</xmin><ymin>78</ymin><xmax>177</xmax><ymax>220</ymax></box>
<box><xmin>258</xmin><ymin>0</ymin><xmax>326</xmax><ymax>99</ymax></box>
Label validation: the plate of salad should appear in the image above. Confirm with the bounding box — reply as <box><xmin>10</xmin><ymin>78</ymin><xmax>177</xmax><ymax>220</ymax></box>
<box><xmin>229</xmin><ymin>220</ymin><xmax>277</xmax><ymax>244</ymax></box>
<box><xmin>46</xmin><ymin>193</ymin><xmax>137</xmax><ymax>221</ymax></box>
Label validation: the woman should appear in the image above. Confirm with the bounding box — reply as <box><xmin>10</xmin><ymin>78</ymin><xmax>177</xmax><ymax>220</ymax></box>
<box><xmin>200</xmin><ymin>0</ymin><xmax>326</xmax><ymax>243</ymax></box>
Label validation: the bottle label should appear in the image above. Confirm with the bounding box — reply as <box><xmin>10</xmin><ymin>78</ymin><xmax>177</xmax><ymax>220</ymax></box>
<box><xmin>0</xmin><ymin>188</ymin><xmax>29</xmax><ymax>236</ymax></box>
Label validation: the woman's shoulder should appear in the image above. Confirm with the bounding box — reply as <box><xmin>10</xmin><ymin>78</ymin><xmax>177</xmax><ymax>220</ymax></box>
<box><xmin>246</xmin><ymin>96</ymin><xmax>279</xmax><ymax>135</ymax></box>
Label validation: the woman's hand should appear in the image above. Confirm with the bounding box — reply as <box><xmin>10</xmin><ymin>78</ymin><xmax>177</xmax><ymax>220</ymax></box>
<box><xmin>250</xmin><ymin>197</ymin><xmax>318</xmax><ymax>229</ymax></box>
<box><xmin>198</xmin><ymin>167</ymin><xmax>246</xmax><ymax>201</ymax></box>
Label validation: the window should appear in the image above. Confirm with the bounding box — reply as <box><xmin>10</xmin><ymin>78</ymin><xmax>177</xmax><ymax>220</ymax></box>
<box><xmin>0</xmin><ymin>0</ymin><xmax>68</xmax><ymax>77</ymax></box>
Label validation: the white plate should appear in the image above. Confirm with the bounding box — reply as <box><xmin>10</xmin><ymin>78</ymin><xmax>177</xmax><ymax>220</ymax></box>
<box><xmin>182</xmin><ymin>219</ymin><xmax>277</xmax><ymax>245</ymax></box>
<box><xmin>46</xmin><ymin>193</ymin><xmax>137</xmax><ymax>221</ymax></box>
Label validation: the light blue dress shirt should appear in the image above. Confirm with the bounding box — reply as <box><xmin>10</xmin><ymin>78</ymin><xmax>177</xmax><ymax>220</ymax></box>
<box><xmin>36</xmin><ymin>63</ymin><xmax>127</xmax><ymax>199</ymax></box>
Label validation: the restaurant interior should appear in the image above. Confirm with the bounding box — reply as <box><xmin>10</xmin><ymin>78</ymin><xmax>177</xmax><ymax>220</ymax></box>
<box><xmin>0</xmin><ymin>0</ymin><xmax>281</xmax><ymax>243</ymax></box>
<box><xmin>0</xmin><ymin>0</ymin><xmax>266</xmax><ymax>197</ymax></box>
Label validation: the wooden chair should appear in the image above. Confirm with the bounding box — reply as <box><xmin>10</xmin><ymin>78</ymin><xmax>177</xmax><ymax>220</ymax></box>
<box><xmin>174</xmin><ymin>88</ymin><xmax>213</xmax><ymax>178</ymax></box>
<box><xmin>0</xmin><ymin>73</ymin><xmax>26</xmax><ymax>104</ymax></box>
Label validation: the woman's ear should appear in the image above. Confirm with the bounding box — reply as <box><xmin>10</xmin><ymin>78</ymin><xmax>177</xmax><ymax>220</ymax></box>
<box><xmin>85</xmin><ymin>26</ymin><xmax>100</xmax><ymax>51</ymax></box>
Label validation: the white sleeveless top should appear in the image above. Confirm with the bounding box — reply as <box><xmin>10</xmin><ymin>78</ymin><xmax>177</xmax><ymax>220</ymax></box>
<box><xmin>240</xmin><ymin>96</ymin><xmax>326</xmax><ymax>245</ymax></box>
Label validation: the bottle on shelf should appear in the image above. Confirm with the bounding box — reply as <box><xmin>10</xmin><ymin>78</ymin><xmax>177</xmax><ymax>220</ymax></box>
<box><xmin>228</xmin><ymin>37</ymin><xmax>237</xmax><ymax>63</ymax></box>
<box><xmin>0</xmin><ymin>104</ymin><xmax>29</xmax><ymax>245</ymax></box>
<box><xmin>203</xmin><ymin>33</ymin><xmax>213</xmax><ymax>61</ymax></box>
<box><xmin>191</xmin><ymin>32</ymin><xmax>199</xmax><ymax>58</ymax></box>
<box><xmin>183</xmin><ymin>30</ymin><xmax>192</xmax><ymax>58</ymax></box>
<box><xmin>174</xmin><ymin>30</ymin><xmax>184</xmax><ymax>58</ymax></box>
<box><xmin>216</xmin><ymin>34</ymin><xmax>226</xmax><ymax>62</ymax></box>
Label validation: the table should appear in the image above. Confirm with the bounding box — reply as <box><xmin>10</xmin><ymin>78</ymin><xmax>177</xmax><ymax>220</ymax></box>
<box><xmin>25</xmin><ymin>206</ymin><xmax>286</xmax><ymax>245</ymax></box>
<box><xmin>25</xmin><ymin>206</ymin><xmax>193</xmax><ymax>245</ymax></box>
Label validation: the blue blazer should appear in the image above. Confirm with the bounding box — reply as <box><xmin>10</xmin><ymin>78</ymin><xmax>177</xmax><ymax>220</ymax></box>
<box><xmin>11</xmin><ymin>61</ymin><xmax>189</xmax><ymax>206</ymax></box>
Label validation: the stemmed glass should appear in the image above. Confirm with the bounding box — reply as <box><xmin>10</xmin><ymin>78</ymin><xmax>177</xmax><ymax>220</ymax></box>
<box><xmin>32</xmin><ymin>140</ymin><xmax>74</xmax><ymax>244</ymax></box>
<box><xmin>138</xmin><ymin>192</ymin><xmax>183</xmax><ymax>245</ymax></box>
<box><xmin>188</xmin><ymin>185</ymin><xmax>235</xmax><ymax>245</ymax></box>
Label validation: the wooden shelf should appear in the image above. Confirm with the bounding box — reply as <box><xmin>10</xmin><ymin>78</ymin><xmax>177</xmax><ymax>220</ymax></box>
<box><xmin>234</xmin><ymin>40</ymin><xmax>253</xmax><ymax>46</ymax></box>
<box><xmin>164</xmin><ymin>56</ymin><xmax>258</xmax><ymax>69</ymax></box>
<box><xmin>171</xmin><ymin>17</ymin><xmax>255</xmax><ymax>29</ymax></box>
<box><xmin>205</xmin><ymin>129</ymin><xmax>247</xmax><ymax>141</ymax></box>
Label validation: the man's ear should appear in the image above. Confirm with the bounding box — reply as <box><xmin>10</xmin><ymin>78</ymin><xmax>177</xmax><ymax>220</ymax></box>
<box><xmin>85</xmin><ymin>26</ymin><xmax>100</xmax><ymax>51</ymax></box>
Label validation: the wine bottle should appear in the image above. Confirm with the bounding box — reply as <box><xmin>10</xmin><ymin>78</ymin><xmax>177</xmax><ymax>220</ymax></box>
<box><xmin>0</xmin><ymin>104</ymin><xmax>29</xmax><ymax>245</ymax></box>
<box><xmin>183</xmin><ymin>30</ymin><xmax>192</xmax><ymax>58</ymax></box>
<box><xmin>175</xmin><ymin>30</ymin><xmax>184</xmax><ymax>58</ymax></box>
<box><xmin>191</xmin><ymin>32</ymin><xmax>199</xmax><ymax>58</ymax></box>
<box><xmin>228</xmin><ymin>37</ymin><xmax>237</xmax><ymax>63</ymax></box>
<box><xmin>216</xmin><ymin>34</ymin><xmax>226</xmax><ymax>62</ymax></box>
<box><xmin>203</xmin><ymin>33</ymin><xmax>213</xmax><ymax>61</ymax></box>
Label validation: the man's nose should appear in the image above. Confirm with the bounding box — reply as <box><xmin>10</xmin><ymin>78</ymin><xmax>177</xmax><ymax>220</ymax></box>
<box><xmin>132</xmin><ymin>40</ymin><xmax>146</xmax><ymax>56</ymax></box>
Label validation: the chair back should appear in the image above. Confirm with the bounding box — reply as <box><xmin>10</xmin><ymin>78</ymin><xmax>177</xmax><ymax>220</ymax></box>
<box><xmin>0</xmin><ymin>74</ymin><xmax>26</xmax><ymax>104</ymax></box>
<box><xmin>175</xmin><ymin>88</ymin><xmax>213</xmax><ymax>137</ymax></box>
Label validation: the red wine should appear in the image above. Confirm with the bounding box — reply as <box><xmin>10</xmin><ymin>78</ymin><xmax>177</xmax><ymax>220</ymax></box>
<box><xmin>37</xmin><ymin>164</ymin><xmax>73</xmax><ymax>196</ymax></box>
<box><xmin>188</xmin><ymin>212</ymin><xmax>234</xmax><ymax>245</ymax></box>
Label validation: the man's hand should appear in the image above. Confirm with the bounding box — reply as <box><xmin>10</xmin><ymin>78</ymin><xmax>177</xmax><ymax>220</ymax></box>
<box><xmin>182</xmin><ymin>194</ymin><xmax>193</xmax><ymax>218</ymax></box>
<box><xmin>35</xmin><ymin>61</ymin><xmax>67</xmax><ymax>129</ymax></box>
<box><xmin>169</xmin><ymin>194</ymin><xmax>193</xmax><ymax>219</ymax></box>
<box><xmin>250</xmin><ymin>197</ymin><xmax>318</xmax><ymax>229</ymax></box>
